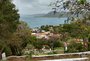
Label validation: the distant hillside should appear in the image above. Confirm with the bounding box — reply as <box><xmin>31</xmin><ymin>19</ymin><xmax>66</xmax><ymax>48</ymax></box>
<box><xmin>43</xmin><ymin>11</ymin><xmax>71</xmax><ymax>18</ymax></box>
<box><xmin>31</xmin><ymin>14</ymin><xmax>45</xmax><ymax>17</ymax></box>
<box><xmin>29</xmin><ymin>11</ymin><xmax>71</xmax><ymax>18</ymax></box>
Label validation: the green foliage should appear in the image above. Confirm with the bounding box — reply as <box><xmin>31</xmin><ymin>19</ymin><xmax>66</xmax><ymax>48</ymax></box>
<box><xmin>8</xmin><ymin>21</ymin><xmax>32</xmax><ymax>55</ymax></box>
<box><xmin>63</xmin><ymin>23</ymin><xmax>89</xmax><ymax>38</ymax></box>
<box><xmin>47</xmin><ymin>51</ymin><xmax>57</xmax><ymax>55</ymax></box>
<box><xmin>33</xmin><ymin>40</ymin><xmax>43</xmax><ymax>49</ymax></box>
<box><xmin>46</xmin><ymin>0</ymin><xmax>90</xmax><ymax>53</ymax></box>
<box><xmin>67</xmin><ymin>41</ymin><xmax>86</xmax><ymax>53</ymax></box>
<box><xmin>25</xmin><ymin>44</ymin><xmax>34</xmax><ymax>50</ymax></box>
<box><xmin>0</xmin><ymin>0</ymin><xmax>20</xmax><ymax>56</ymax></box>
<box><xmin>53</xmin><ymin>0</ymin><xmax>90</xmax><ymax>20</ymax></box>
<box><xmin>0</xmin><ymin>0</ymin><xmax>19</xmax><ymax>39</ymax></box>
<box><xmin>32</xmin><ymin>38</ymin><xmax>63</xmax><ymax>50</ymax></box>
<box><xmin>88</xmin><ymin>42</ymin><xmax>90</xmax><ymax>51</ymax></box>
<box><xmin>41</xmin><ymin>21</ymin><xmax>90</xmax><ymax>41</ymax></box>
<box><xmin>4</xmin><ymin>46</ymin><xmax>12</xmax><ymax>56</ymax></box>
<box><xmin>40</xmin><ymin>25</ymin><xmax>53</xmax><ymax>31</ymax></box>
<box><xmin>0</xmin><ymin>40</ymin><xmax>5</xmax><ymax>50</ymax></box>
<box><xmin>77</xmin><ymin>0</ymin><xmax>86</xmax><ymax>4</ymax></box>
<box><xmin>52</xmin><ymin>41</ymin><xmax>62</xmax><ymax>48</ymax></box>
<box><xmin>26</xmin><ymin>52</ymin><xmax>33</xmax><ymax>61</ymax></box>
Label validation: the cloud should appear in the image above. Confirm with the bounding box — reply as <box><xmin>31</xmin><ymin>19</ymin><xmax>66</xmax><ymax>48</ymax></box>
<box><xmin>13</xmin><ymin>0</ymin><xmax>54</xmax><ymax>15</ymax></box>
<box><xmin>13</xmin><ymin>0</ymin><xmax>90</xmax><ymax>15</ymax></box>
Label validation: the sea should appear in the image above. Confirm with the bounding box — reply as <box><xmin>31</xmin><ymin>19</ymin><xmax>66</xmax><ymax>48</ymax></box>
<box><xmin>20</xmin><ymin>15</ymin><xmax>67</xmax><ymax>28</ymax></box>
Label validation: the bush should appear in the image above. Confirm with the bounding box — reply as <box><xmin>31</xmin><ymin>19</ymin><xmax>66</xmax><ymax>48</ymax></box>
<box><xmin>88</xmin><ymin>42</ymin><xmax>90</xmax><ymax>51</ymax></box>
<box><xmin>47</xmin><ymin>51</ymin><xmax>57</xmax><ymax>55</ymax></box>
<box><xmin>4</xmin><ymin>46</ymin><xmax>12</xmax><ymax>56</ymax></box>
<box><xmin>67</xmin><ymin>42</ymin><xmax>86</xmax><ymax>53</ymax></box>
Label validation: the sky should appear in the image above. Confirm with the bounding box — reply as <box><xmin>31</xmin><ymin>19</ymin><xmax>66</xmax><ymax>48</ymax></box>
<box><xmin>13</xmin><ymin>0</ymin><xmax>56</xmax><ymax>15</ymax></box>
<box><xmin>13</xmin><ymin>0</ymin><xmax>90</xmax><ymax>15</ymax></box>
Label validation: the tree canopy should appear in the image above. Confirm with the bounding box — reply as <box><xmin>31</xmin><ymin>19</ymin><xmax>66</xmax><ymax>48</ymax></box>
<box><xmin>51</xmin><ymin>0</ymin><xmax>90</xmax><ymax>20</ymax></box>
<box><xmin>0</xmin><ymin>0</ymin><xmax>20</xmax><ymax>56</ymax></box>
<box><xmin>0</xmin><ymin>0</ymin><xmax>20</xmax><ymax>40</ymax></box>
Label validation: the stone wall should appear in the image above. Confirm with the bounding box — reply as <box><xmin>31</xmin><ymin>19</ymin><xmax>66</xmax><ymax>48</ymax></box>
<box><xmin>7</xmin><ymin>56</ymin><xmax>26</xmax><ymax>61</ymax></box>
<box><xmin>32</xmin><ymin>54</ymin><xmax>81</xmax><ymax>60</ymax></box>
<box><xmin>6</xmin><ymin>52</ymin><xmax>90</xmax><ymax>61</ymax></box>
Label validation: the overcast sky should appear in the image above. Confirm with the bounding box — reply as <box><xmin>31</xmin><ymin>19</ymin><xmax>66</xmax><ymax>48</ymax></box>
<box><xmin>13</xmin><ymin>0</ymin><xmax>90</xmax><ymax>15</ymax></box>
<box><xmin>13</xmin><ymin>0</ymin><xmax>57</xmax><ymax>15</ymax></box>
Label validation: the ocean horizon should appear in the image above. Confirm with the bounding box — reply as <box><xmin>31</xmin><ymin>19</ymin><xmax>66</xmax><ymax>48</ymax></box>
<box><xmin>20</xmin><ymin>15</ymin><xmax>67</xmax><ymax>28</ymax></box>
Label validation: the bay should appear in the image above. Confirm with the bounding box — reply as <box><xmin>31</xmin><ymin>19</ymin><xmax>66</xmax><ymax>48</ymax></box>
<box><xmin>20</xmin><ymin>16</ymin><xmax>67</xmax><ymax>28</ymax></box>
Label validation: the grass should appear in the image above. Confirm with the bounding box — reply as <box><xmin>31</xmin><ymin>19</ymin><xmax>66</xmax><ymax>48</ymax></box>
<box><xmin>54</xmin><ymin>47</ymin><xmax>64</xmax><ymax>51</ymax></box>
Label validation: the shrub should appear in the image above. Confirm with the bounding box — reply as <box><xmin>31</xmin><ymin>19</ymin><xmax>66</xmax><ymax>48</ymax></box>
<box><xmin>4</xmin><ymin>46</ymin><xmax>12</xmax><ymax>56</ymax></box>
<box><xmin>67</xmin><ymin>42</ymin><xmax>86</xmax><ymax>53</ymax></box>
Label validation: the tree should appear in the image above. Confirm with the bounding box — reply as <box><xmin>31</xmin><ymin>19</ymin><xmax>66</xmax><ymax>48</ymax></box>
<box><xmin>67</xmin><ymin>41</ymin><xmax>86</xmax><ymax>53</ymax></box>
<box><xmin>0</xmin><ymin>0</ymin><xmax>19</xmax><ymax>39</ymax></box>
<box><xmin>64</xmin><ymin>0</ymin><xmax>90</xmax><ymax>18</ymax></box>
<box><xmin>52</xmin><ymin>0</ymin><xmax>90</xmax><ymax>20</ymax></box>
<box><xmin>8</xmin><ymin>21</ymin><xmax>32</xmax><ymax>55</ymax></box>
<box><xmin>0</xmin><ymin>0</ymin><xmax>19</xmax><ymax>57</ymax></box>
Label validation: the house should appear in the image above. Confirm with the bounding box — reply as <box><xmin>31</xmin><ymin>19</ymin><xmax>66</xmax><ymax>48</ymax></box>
<box><xmin>31</xmin><ymin>29</ymin><xmax>60</xmax><ymax>39</ymax></box>
<box><xmin>31</xmin><ymin>31</ymin><xmax>50</xmax><ymax>39</ymax></box>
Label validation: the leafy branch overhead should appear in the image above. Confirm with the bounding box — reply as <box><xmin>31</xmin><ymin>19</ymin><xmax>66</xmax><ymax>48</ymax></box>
<box><xmin>51</xmin><ymin>0</ymin><xmax>90</xmax><ymax>18</ymax></box>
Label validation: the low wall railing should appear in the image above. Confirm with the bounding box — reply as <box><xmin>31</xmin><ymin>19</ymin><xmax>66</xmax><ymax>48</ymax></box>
<box><xmin>6</xmin><ymin>51</ymin><xmax>90</xmax><ymax>61</ymax></box>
